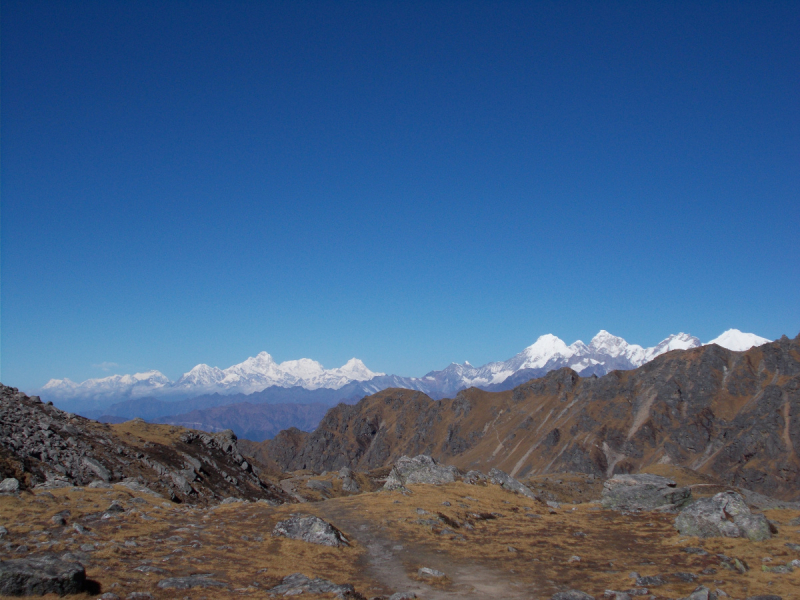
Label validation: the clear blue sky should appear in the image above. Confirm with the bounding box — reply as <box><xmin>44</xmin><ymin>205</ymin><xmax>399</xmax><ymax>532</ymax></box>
<box><xmin>2</xmin><ymin>1</ymin><xmax>798</xmax><ymax>391</ymax></box>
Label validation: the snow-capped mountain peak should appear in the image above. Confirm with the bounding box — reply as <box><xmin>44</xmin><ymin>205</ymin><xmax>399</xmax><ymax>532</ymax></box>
<box><xmin>519</xmin><ymin>334</ymin><xmax>573</xmax><ymax>369</ymax></box>
<box><xmin>707</xmin><ymin>329</ymin><xmax>770</xmax><ymax>352</ymax></box>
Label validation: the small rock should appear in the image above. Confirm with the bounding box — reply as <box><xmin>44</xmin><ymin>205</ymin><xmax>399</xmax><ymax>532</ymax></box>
<box><xmin>507</xmin><ymin>546</ymin><xmax>518</xmax><ymax>553</ymax></box>
<box><xmin>0</xmin><ymin>526</ymin><xmax>7</xmax><ymax>538</ymax></box>
<box><xmin>682</xmin><ymin>586</ymin><xmax>711</xmax><ymax>600</ymax></box>
<box><xmin>635</xmin><ymin>575</ymin><xmax>665</xmax><ymax>587</ymax></box>
<box><xmin>744</xmin><ymin>596</ymin><xmax>783</xmax><ymax>600</ymax></box>
<box><xmin>567</xmin><ymin>555</ymin><xmax>581</xmax><ymax>563</ymax></box>
<box><xmin>88</xmin><ymin>480</ymin><xmax>112</xmax><ymax>489</ymax></box>
<box><xmin>99</xmin><ymin>593</ymin><xmax>121</xmax><ymax>600</ymax></box>
<box><xmin>389</xmin><ymin>593</ymin><xmax>417</xmax><ymax>600</ymax></box>
<box><xmin>441</xmin><ymin>501</ymin><xmax>451</xmax><ymax>506</ymax></box>
<box><xmin>417</xmin><ymin>567</ymin><xmax>445</xmax><ymax>579</ymax></box>
<box><xmin>272</xmin><ymin>514</ymin><xmax>349</xmax><ymax>547</ymax></box>
<box><xmin>157</xmin><ymin>574</ymin><xmax>227</xmax><ymax>589</ymax></box>
<box><xmin>0</xmin><ymin>478</ymin><xmax>20</xmax><ymax>493</ymax></box>
<box><xmin>126</xmin><ymin>593</ymin><xmax>154</xmax><ymax>600</ymax></box>
<box><xmin>306</xmin><ymin>479</ymin><xmax>333</xmax><ymax>492</ymax></box>
<box><xmin>50</xmin><ymin>515</ymin><xmax>67</xmax><ymax>526</ymax></box>
<box><xmin>551</xmin><ymin>591</ymin><xmax>594</xmax><ymax>600</ymax></box>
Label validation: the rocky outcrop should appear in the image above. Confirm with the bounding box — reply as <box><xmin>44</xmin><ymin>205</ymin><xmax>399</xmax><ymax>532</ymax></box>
<box><xmin>601</xmin><ymin>474</ymin><xmax>691</xmax><ymax>512</ymax></box>
<box><xmin>674</xmin><ymin>491</ymin><xmax>772</xmax><ymax>541</ymax></box>
<box><xmin>487</xmin><ymin>468</ymin><xmax>538</xmax><ymax>499</ymax></box>
<box><xmin>272</xmin><ymin>514</ymin><xmax>350</xmax><ymax>547</ymax></box>
<box><xmin>265</xmin><ymin>334</ymin><xmax>800</xmax><ymax>501</ymax></box>
<box><xmin>0</xmin><ymin>554</ymin><xmax>86</xmax><ymax>596</ymax></box>
<box><xmin>383</xmin><ymin>455</ymin><xmax>459</xmax><ymax>490</ymax></box>
<box><xmin>0</xmin><ymin>384</ymin><xmax>290</xmax><ymax>506</ymax></box>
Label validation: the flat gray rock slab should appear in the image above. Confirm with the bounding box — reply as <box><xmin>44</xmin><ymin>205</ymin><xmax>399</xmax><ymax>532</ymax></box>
<box><xmin>157</xmin><ymin>574</ymin><xmax>227</xmax><ymax>589</ymax></box>
<box><xmin>601</xmin><ymin>473</ymin><xmax>691</xmax><ymax>512</ymax></box>
<box><xmin>0</xmin><ymin>554</ymin><xmax>86</xmax><ymax>596</ymax></box>
<box><xmin>384</xmin><ymin>455</ymin><xmax>460</xmax><ymax>490</ymax></box>
<box><xmin>272</xmin><ymin>514</ymin><xmax>349</xmax><ymax>547</ymax></box>
<box><xmin>675</xmin><ymin>491</ymin><xmax>771</xmax><ymax>541</ymax></box>
<box><xmin>266</xmin><ymin>573</ymin><xmax>357</xmax><ymax>598</ymax></box>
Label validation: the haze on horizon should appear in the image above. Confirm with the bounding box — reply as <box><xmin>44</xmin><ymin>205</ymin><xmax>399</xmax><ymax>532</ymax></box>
<box><xmin>1</xmin><ymin>1</ymin><xmax>798</xmax><ymax>391</ymax></box>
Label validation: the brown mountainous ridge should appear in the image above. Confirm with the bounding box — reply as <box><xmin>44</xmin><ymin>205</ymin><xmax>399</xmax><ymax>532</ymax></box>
<box><xmin>263</xmin><ymin>333</ymin><xmax>800</xmax><ymax>501</ymax></box>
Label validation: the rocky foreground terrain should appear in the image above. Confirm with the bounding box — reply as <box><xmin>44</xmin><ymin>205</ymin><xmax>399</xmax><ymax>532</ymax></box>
<box><xmin>0</xmin><ymin>334</ymin><xmax>799</xmax><ymax>599</ymax></box>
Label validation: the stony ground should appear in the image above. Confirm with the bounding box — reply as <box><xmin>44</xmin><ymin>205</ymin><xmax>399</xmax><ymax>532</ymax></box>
<box><xmin>1</xmin><ymin>478</ymin><xmax>799</xmax><ymax>600</ymax></box>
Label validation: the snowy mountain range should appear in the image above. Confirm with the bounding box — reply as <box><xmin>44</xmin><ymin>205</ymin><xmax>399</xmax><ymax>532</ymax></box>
<box><xmin>38</xmin><ymin>328</ymin><xmax>771</xmax><ymax>409</ymax></box>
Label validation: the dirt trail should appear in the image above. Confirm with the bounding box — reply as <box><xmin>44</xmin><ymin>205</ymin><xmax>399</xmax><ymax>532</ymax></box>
<box><xmin>316</xmin><ymin>501</ymin><xmax>539</xmax><ymax>600</ymax></box>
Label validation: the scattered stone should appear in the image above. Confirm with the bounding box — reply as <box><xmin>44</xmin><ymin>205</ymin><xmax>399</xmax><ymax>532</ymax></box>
<box><xmin>126</xmin><ymin>593</ymin><xmax>154</xmax><ymax>600</ymax></box>
<box><xmin>417</xmin><ymin>567</ymin><xmax>445</xmax><ymax>579</ymax></box>
<box><xmin>134</xmin><ymin>565</ymin><xmax>165</xmax><ymax>574</ymax></box>
<box><xmin>675</xmin><ymin>492</ymin><xmax>771</xmax><ymax>541</ymax></box>
<box><xmin>341</xmin><ymin>476</ymin><xmax>360</xmax><ymax>493</ymax></box>
<box><xmin>388</xmin><ymin>593</ymin><xmax>417</xmax><ymax>600</ymax></box>
<box><xmin>635</xmin><ymin>575</ymin><xmax>665</xmax><ymax>587</ymax></box>
<box><xmin>265</xmin><ymin>573</ymin><xmax>358</xmax><ymax>598</ymax></box>
<box><xmin>601</xmin><ymin>474</ymin><xmax>691</xmax><ymax>512</ymax></box>
<box><xmin>0</xmin><ymin>554</ymin><xmax>86</xmax><ymax>596</ymax></box>
<box><xmin>462</xmin><ymin>470</ymin><xmax>487</xmax><ymax>485</ymax></box>
<box><xmin>221</xmin><ymin>497</ymin><xmax>244</xmax><ymax>504</ymax></box>
<box><xmin>604</xmin><ymin>592</ymin><xmax>632</xmax><ymax>600</ymax></box>
<box><xmin>306</xmin><ymin>479</ymin><xmax>333</xmax><ymax>492</ymax></box>
<box><xmin>487</xmin><ymin>468</ymin><xmax>537</xmax><ymax>499</ymax></box>
<box><xmin>744</xmin><ymin>596</ymin><xmax>782</xmax><ymax>600</ymax></box>
<box><xmin>762</xmin><ymin>564</ymin><xmax>793</xmax><ymax>574</ymax></box>
<box><xmin>682</xmin><ymin>586</ymin><xmax>711</xmax><ymax>600</ymax></box>
<box><xmin>384</xmin><ymin>455</ymin><xmax>459</xmax><ymax>490</ymax></box>
<box><xmin>568</xmin><ymin>555</ymin><xmax>581</xmax><ymax>563</ymax></box>
<box><xmin>507</xmin><ymin>546</ymin><xmax>518</xmax><ymax>553</ymax></box>
<box><xmin>51</xmin><ymin>515</ymin><xmax>67</xmax><ymax>526</ymax></box>
<box><xmin>551</xmin><ymin>591</ymin><xmax>594</xmax><ymax>600</ymax></box>
<box><xmin>99</xmin><ymin>593</ymin><xmax>121</xmax><ymax>600</ymax></box>
<box><xmin>785</xmin><ymin>542</ymin><xmax>800</xmax><ymax>551</ymax></box>
<box><xmin>0</xmin><ymin>478</ymin><xmax>20</xmax><ymax>493</ymax></box>
<box><xmin>272</xmin><ymin>514</ymin><xmax>349</xmax><ymax>547</ymax></box>
<box><xmin>683</xmin><ymin>547</ymin><xmax>708</xmax><ymax>555</ymax></box>
<box><xmin>157</xmin><ymin>574</ymin><xmax>227</xmax><ymax>589</ymax></box>
<box><xmin>88</xmin><ymin>480</ymin><xmax>112</xmax><ymax>489</ymax></box>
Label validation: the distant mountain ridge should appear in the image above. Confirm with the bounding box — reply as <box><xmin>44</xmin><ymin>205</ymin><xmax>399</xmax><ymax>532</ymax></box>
<box><xmin>38</xmin><ymin>329</ymin><xmax>771</xmax><ymax>415</ymax></box>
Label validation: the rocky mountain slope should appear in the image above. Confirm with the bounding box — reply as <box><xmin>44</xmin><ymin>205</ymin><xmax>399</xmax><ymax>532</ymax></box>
<box><xmin>0</xmin><ymin>384</ymin><xmax>290</xmax><ymax>505</ymax></box>
<box><xmin>263</xmin><ymin>333</ymin><xmax>800</xmax><ymax>501</ymax></box>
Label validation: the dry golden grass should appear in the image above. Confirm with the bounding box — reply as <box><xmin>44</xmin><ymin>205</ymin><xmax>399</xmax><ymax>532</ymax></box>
<box><xmin>1</xmin><ymin>481</ymin><xmax>799</xmax><ymax>599</ymax></box>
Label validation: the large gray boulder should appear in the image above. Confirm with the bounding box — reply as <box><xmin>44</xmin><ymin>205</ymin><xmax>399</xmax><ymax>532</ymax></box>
<box><xmin>272</xmin><ymin>514</ymin><xmax>349</xmax><ymax>547</ymax></box>
<box><xmin>488</xmin><ymin>468</ymin><xmax>537</xmax><ymax>500</ymax></box>
<box><xmin>601</xmin><ymin>473</ymin><xmax>691</xmax><ymax>512</ymax></box>
<box><xmin>674</xmin><ymin>491</ymin><xmax>771</xmax><ymax>541</ymax></box>
<box><xmin>266</xmin><ymin>573</ymin><xmax>358</xmax><ymax>598</ymax></box>
<box><xmin>383</xmin><ymin>455</ymin><xmax>459</xmax><ymax>490</ymax></box>
<box><xmin>0</xmin><ymin>554</ymin><xmax>86</xmax><ymax>596</ymax></box>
